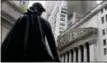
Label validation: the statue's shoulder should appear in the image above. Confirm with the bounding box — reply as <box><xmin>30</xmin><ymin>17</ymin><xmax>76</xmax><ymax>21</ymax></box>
<box><xmin>40</xmin><ymin>17</ymin><xmax>50</xmax><ymax>25</ymax></box>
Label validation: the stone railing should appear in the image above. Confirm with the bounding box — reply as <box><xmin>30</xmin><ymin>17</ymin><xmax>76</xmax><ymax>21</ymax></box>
<box><xmin>57</xmin><ymin>27</ymin><xmax>97</xmax><ymax>49</ymax></box>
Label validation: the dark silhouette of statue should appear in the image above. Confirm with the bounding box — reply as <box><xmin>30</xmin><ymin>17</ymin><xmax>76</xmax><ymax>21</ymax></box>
<box><xmin>1</xmin><ymin>2</ymin><xmax>60</xmax><ymax>62</ymax></box>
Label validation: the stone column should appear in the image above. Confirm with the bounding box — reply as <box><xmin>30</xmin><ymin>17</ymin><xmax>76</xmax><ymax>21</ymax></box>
<box><xmin>89</xmin><ymin>44</ymin><xmax>95</xmax><ymax>61</ymax></box>
<box><xmin>73</xmin><ymin>49</ymin><xmax>76</xmax><ymax>62</ymax></box>
<box><xmin>78</xmin><ymin>46</ymin><xmax>81</xmax><ymax>62</ymax></box>
<box><xmin>63</xmin><ymin>55</ymin><xmax>65</xmax><ymax>62</ymax></box>
<box><xmin>65</xmin><ymin>52</ymin><xmax>68</xmax><ymax>62</ymax></box>
<box><xmin>71</xmin><ymin>50</ymin><xmax>73</xmax><ymax>62</ymax></box>
<box><xmin>59</xmin><ymin>55</ymin><xmax>61</xmax><ymax>62</ymax></box>
<box><xmin>83</xmin><ymin>44</ymin><xmax>87</xmax><ymax>62</ymax></box>
<box><xmin>61</xmin><ymin>54</ymin><xmax>64</xmax><ymax>62</ymax></box>
<box><xmin>69</xmin><ymin>51</ymin><xmax>71</xmax><ymax>62</ymax></box>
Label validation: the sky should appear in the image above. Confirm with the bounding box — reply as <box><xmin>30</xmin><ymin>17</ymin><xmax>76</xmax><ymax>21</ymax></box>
<box><xmin>96</xmin><ymin>1</ymin><xmax>102</xmax><ymax>4</ymax></box>
<box><xmin>28</xmin><ymin>1</ymin><xmax>102</xmax><ymax>8</ymax></box>
<box><xmin>28</xmin><ymin>1</ymin><xmax>46</xmax><ymax>8</ymax></box>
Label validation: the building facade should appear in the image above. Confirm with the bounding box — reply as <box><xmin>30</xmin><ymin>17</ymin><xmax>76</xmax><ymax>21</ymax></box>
<box><xmin>46</xmin><ymin>1</ymin><xmax>68</xmax><ymax>46</ymax></box>
<box><xmin>1</xmin><ymin>1</ymin><xmax>29</xmax><ymax>42</ymax></box>
<box><xmin>42</xmin><ymin>1</ymin><xmax>56</xmax><ymax>19</ymax></box>
<box><xmin>68</xmin><ymin>12</ymin><xmax>83</xmax><ymax>28</ymax></box>
<box><xmin>68</xmin><ymin>1</ymin><xmax>98</xmax><ymax>17</ymax></box>
<box><xmin>58</xmin><ymin>1</ymin><xmax>107</xmax><ymax>62</ymax></box>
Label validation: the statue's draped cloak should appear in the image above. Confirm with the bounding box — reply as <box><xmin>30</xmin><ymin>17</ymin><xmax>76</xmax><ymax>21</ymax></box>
<box><xmin>1</xmin><ymin>11</ymin><xmax>58</xmax><ymax>62</ymax></box>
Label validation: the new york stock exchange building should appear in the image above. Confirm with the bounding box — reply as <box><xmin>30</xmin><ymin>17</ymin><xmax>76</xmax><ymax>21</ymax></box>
<box><xmin>57</xmin><ymin>1</ymin><xmax>107</xmax><ymax>62</ymax></box>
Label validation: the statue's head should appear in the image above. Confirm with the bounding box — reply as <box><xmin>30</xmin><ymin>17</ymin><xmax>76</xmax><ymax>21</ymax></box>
<box><xmin>29</xmin><ymin>2</ymin><xmax>45</xmax><ymax>16</ymax></box>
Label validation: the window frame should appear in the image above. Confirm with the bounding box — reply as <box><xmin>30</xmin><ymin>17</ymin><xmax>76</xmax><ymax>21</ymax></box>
<box><xmin>104</xmin><ymin>48</ymin><xmax>107</xmax><ymax>55</ymax></box>
<box><xmin>101</xmin><ymin>9</ymin><xmax>103</xmax><ymax>13</ymax></box>
<box><xmin>102</xmin><ymin>29</ymin><xmax>105</xmax><ymax>35</ymax></box>
<box><xmin>61</xmin><ymin>10</ymin><xmax>67</xmax><ymax>14</ymax></box>
<box><xmin>60</xmin><ymin>17</ymin><xmax>65</xmax><ymax>21</ymax></box>
<box><xmin>60</xmin><ymin>23</ymin><xmax>65</xmax><ymax>26</ymax></box>
<box><xmin>103</xmin><ymin>39</ymin><xmax>106</xmax><ymax>46</ymax></box>
<box><xmin>101</xmin><ymin>17</ymin><xmax>104</xmax><ymax>24</ymax></box>
<box><xmin>61</xmin><ymin>14</ymin><xmax>65</xmax><ymax>17</ymax></box>
<box><xmin>106</xmin><ymin>14</ymin><xmax>107</xmax><ymax>21</ymax></box>
<box><xmin>104</xmin><ymin>6</ymin><xmax>107</xmax><ymax>10</ymax></box>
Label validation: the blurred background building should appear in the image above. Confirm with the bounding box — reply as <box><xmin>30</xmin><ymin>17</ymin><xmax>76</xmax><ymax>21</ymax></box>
<box><xmin>58</xmin><ymin>1</ymin><xmax>107</xmax><ymax>62</ymax></box>
<box><xmin>42</xmin><ymin>1</ymin><xmax>56</xmax><ymax>19</ymax></box>
<box><xmin>1</xmin><ymin>0</ymin><xmax>107</xmax><ymax>62</ymax></box>
<box><xmin>1</xmin><ymin>1</ymin><xmax>29</xmax><ymax>42</ymax></box>
<box><xmin>68</xmin><ymin>12</ymin><xmax>83</xmax><ymax>28</ymax></box>
<box><xmin>68</xmin><ymin>1</ymin><xmax>98</xmax><ymax>17</ymax></box>
<box><xmin>67</xmin><ymin>1</ymin><xmax>99</xmax><ymax>29</ymax></box>
<box><xmin>45</xmin><ymin>1</ymin><xmax>68</xmax><ymax>46</ymax></box>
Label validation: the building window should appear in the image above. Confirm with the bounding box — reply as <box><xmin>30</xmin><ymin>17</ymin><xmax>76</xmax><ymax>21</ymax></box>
<box><xmin>102</xmin><ymin>29</ymin><xmax>105</xmax><ymax>35</ymax></box>
<box><xmin>106</xmin><ymin>28</ymin><xmax>107</xmax><ymax>34</ymax></box>
<box><xmin>60</xmin><ymin>17</ymin><xmax>65</xmax><ymax>21</ymax></box>
<box><xmin>104</xmin><ymin>6</ymin><xmax>107</xmax><ymax>10</ymax></box>
<box><xmin>63</xmin><ymin>53</ymin><xmax>65</xmax><ymax>62</ymax></box>
<box><xmin>59</xmin><ymin>31</ymin><xmax>63</xmax><ymax>34</ymax></box>
<box><xmin>101</xmin><ymin>17</ymin><xmax>104</xmax><ymax>24</ymax></box>
<box><xmin>61</xmin><ymin>11</ymin><xmax>67</xmax><ymax>14</ymax></box>
<box><xmin>106</xmin><ymin>14</ymin><xmax>107</xmax><ymax>21</ymax></box>
<box><xmin>103</xmin><ymin>39</ymin><xmax>106</xmax><ymax>46</ymax></box>
<box><xmin>54</xmin><ymin>20</ymin><xmax>56</xmax><ymax>24</ymax></box>
<box><xmin>60</xmin><ymin>23</ymin><xmax>65</xmax><ymax>26</ymax></box>
<box><xmin>104</xmin><ymin>48</ymin><xmax>107</xmax><ymax>55</ymax></box>
<box><xmin>101</xmin><ymin>9</ymin><xmax>103</xmax><ymax>13</ymax></box>
<box><xmin>61</xmin><ymin>14</ymin><xmax>65</xmax><ymax>17</ymax></box>
<box><xmin>61</xmin><ymin>7</ymin><xmax>67</xmax><ymax>11</ymax></box>
<box><xmin>59</xmin><ymin>27</ymin><xmax>65</xmax><ymax>30</ymax></box>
